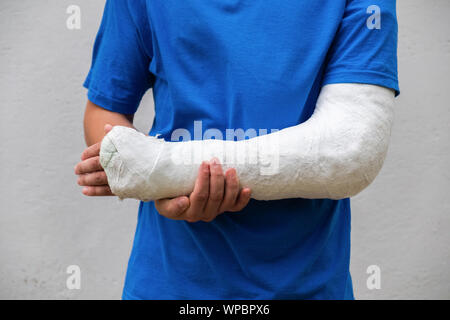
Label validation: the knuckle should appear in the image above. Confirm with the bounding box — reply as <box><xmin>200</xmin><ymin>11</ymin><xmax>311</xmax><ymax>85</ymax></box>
<box><xmin>171</xmin><ymin>206</ymin><xmax>185</xmax><ymax>218</ymax></box>
<box><xmin>186</xmin><ymin>216</ymin><xmax>199</xmax><ymax>223</ymax></box>
<box><xmin>92</xmin><ymin>187</ymin><xmax>101</xmax><ymax>196</ymax></box>
<box><xmin>81</xmin><ymin>165</ymin><xmax>89</xmax><ymax>174</ymax></box>
<box><xmin>94</xmin><ymin>172</ymin><xmax>104</xmax><ymax>184</ymax></box>
<box><xmin>227</xmin><ymin>190</ymin><xmax>239</xmax><ymax>203</ymax></box>
<box><xmin>209</xmin><ymin>193</ymin><xmax>223</xmax><ymax>202</ymax></box>
<box><xmin>75</xmin><ymin>164</ymin><xmax>83</xmax><ymax>174</ymax></box>
<box><xmin>218</xmin><ymin>202</ymin><xmax>230</xmax><ymax>212</ymax></box>
<box><xmin>195</xmin><ymin>192</ymin><xmax>209</xmax><ymax>202</ymax></box>
<box><xmin>227</xmin><ymin>180</ymin><xmax>238</xmax><ymax>191</ymax></box>
<box><xmin>211</xmin><ymin>168</ymin><xmax>223</xmax><ymax>177</ymax></box>
<box><xmin>229</xmin><ymin>206</ymin><xmax>241</xmax><ymax>212</ymax></box>
<box><xmin>79</xmin><ymin>164</ymin><xmax>89</xmax><ymax>174</ymax></box>
<box><xmin>186</xmin><ymin>210</ymin><xmax>202</xmax><ymax>222</ymax></box>
<box><xmin>201</xmin><ymin>216</ymin><xmax>215</xmax><ymax>222</ymax></box>
<box><xmin>183</xmin><ymin>210</ymin><xmax>194</xmax><ymax>220</ymax></box>
<box><xmin>217</xmin><ymin>205</ymin><xmax>226</xmax><ymax>213</ymax></box>
<box><xmin>231</xmin><ymin>201</ymin><xmax>245</xmax><ymax>212</ymax></box>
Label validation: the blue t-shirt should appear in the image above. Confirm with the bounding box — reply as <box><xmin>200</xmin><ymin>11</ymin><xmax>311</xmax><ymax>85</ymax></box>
<box><xmin>84</xmin><ymin>0</ymin><xmax>399</xmax><ymax>299</ymax></box>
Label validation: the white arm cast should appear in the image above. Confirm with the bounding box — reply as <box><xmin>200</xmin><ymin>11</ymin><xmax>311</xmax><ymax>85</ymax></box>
<box><xmin>100</xmin><ymin>83</ymin><xmax>395</xmax><ymax>201</ymax></box>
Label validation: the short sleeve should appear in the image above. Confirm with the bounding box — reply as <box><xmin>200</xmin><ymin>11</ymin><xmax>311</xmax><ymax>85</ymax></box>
<box><xmin>322</xmin><ymin>0</ymin><xmax>400</xmax><ymax>96</ymax></box>
<box><xmin>83</xmin><ymin>0</ymin><xmax>154</xmax><ymax>114</ymax></box>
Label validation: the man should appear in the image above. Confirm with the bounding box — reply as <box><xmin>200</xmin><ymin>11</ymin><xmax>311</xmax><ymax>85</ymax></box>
<box><xmin>75</xmin><ymin>0</ymin><xmax>399</xmax><ymax>299</ymax></box>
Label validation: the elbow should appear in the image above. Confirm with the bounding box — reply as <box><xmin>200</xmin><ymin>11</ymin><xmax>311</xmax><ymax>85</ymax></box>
<box><xmin>326</xmin><ymin>130</ymin><xmax>391</xmax><ymax>200</ymax></box>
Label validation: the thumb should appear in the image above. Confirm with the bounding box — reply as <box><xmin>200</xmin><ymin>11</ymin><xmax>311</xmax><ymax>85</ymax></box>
<box><xmin>155</xmin><ymin>196</ymin><xmax>190</xmax><ymax>219</ymax></box>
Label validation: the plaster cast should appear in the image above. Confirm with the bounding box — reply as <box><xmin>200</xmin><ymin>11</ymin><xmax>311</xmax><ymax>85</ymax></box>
<box><xmin>100</xmin><ymin>83</ymin><xmax>395</xmax><ymax>201</ymax></box>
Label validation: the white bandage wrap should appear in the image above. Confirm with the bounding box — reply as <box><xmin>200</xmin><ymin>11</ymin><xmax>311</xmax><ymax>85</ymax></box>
<box><xmin>100</xmin><ymin>83</ymin><xmax>395</xmax><ymax>201</ymax></box>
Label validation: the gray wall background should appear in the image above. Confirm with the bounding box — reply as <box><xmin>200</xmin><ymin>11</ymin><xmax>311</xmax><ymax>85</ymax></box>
<box><xmin>0</xmin><ymin>0</ymin><xmax>448</xmax><ymax>299</ymax></box>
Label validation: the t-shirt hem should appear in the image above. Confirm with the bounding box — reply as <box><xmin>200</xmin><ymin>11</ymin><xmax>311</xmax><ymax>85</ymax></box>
<box><xmin>83</xmin><ymin>78</ymin><xmax>139</xmax><ymax>115</ymax></box>
<box><xmin>322</xmin><ymin>70</ymin><xmax>400</xmax><ymax>97</ymax></box>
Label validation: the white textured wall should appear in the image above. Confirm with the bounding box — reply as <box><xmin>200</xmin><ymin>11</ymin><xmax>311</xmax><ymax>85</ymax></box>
<box><xmin>0</xmin><ymin>0</ymin><xmax>449</xmax><ymax>299</ymax></box>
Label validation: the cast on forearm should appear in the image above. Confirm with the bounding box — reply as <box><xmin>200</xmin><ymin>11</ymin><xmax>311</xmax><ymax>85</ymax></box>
<box><xmin>100</xmin><ymin>83</ymin><xmax>394</xmax><ymax>201</ymax></box>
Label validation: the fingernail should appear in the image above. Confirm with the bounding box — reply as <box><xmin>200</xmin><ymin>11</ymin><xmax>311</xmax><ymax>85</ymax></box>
<box><xmin>211</xmin><ymin>157</ymin><xmax>221</xmax><ymax>166</ymax></box>
<box><xmin>178</xmin><ymin>198</ymin><xmax>189</xmax><ymax>210</ymax></box>
<box><xmin>201</xmin><ymin>161</ymin><xmax>210</xmax><ymax>173</ymax></box>
<box><xmin>82</xmin><ymin>187</ymin><xmax>88</xmax><ymax>195</ymax></box>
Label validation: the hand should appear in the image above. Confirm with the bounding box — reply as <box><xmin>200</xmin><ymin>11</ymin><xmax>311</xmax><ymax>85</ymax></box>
<box><xmin>155</xmin><ymin>158</ymin><xmax>252</xmax><ymax>222</ymax></box>
<box><xmin>75</xmin><ymin>124</ymin><xmax>114</xmax><ymax>196</ymax></box>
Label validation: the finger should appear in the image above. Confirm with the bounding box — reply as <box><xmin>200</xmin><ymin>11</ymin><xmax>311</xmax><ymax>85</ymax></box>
<box><xmin>80</xmin><ymin>142</ymin><xmax>100</xmax><ymax>161</ymax></box>
<box><xmin>184</xmin><ymin>161</ymin><xmax>210</xmax><ymax>222</ymax></box>
<box><xmin>230</xmin><ymin>188</ymin><xmax>252</xmax><ymax>212</ymax></box>
<box><xmin>154</xmin><ymin>196</ymin><xmax>190</xmax><ymax>220</ymax></box>
<box><xmin>74</xmin><ymin>156</ymin><xmax>103</xmax><ymax>174</ymax></box>
<box><xmin>81</xmin><ymin>185</ymin><xmax>114</xmax><ymax>196</ymax></box>
<box><xmin>77</xmin><ymin>171</ymin><xmax>108</xmax><ymax>186</ymax></box>
<box><xmin>219</xmin><ymin>168</ymin><xmax>240</xmax><ymax>213</ymax></box>
<box><xmin>202</xmin><ymin>158</ymin><xmax>224</xmax><ymax>220</ymax></box>
<box><xmin>104</xmin><ymin>124</ymin><xmax>113</xmax><ymax>134</ymax></box>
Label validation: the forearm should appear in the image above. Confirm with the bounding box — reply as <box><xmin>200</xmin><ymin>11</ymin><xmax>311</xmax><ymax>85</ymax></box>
<box><xmin>83</xmin><ymin>100</ymin><xmax>135</xmax><ymax>146</ymax></box>
<box><xmin>100</xmin><ymin>83</ymin><xmax>395</xmax><ymax>201</ymax></box>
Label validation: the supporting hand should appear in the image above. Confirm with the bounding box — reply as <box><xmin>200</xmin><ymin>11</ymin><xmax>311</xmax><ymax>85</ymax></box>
<box><xmin>155</xmin><ymin>158</ymin><xmax>252</xmax><ymax>222</ymax></box>
<box><xmin>75</xmin><ymin>124</ymin><xmax>114</xmax><ymax>196</ymax></box>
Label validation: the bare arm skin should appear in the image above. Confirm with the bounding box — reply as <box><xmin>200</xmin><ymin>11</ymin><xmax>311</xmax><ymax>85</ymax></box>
<box><xmin>83</xmin><ymin>100</ymin><xmax>135</xmax><ymax>146</ymax></box>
